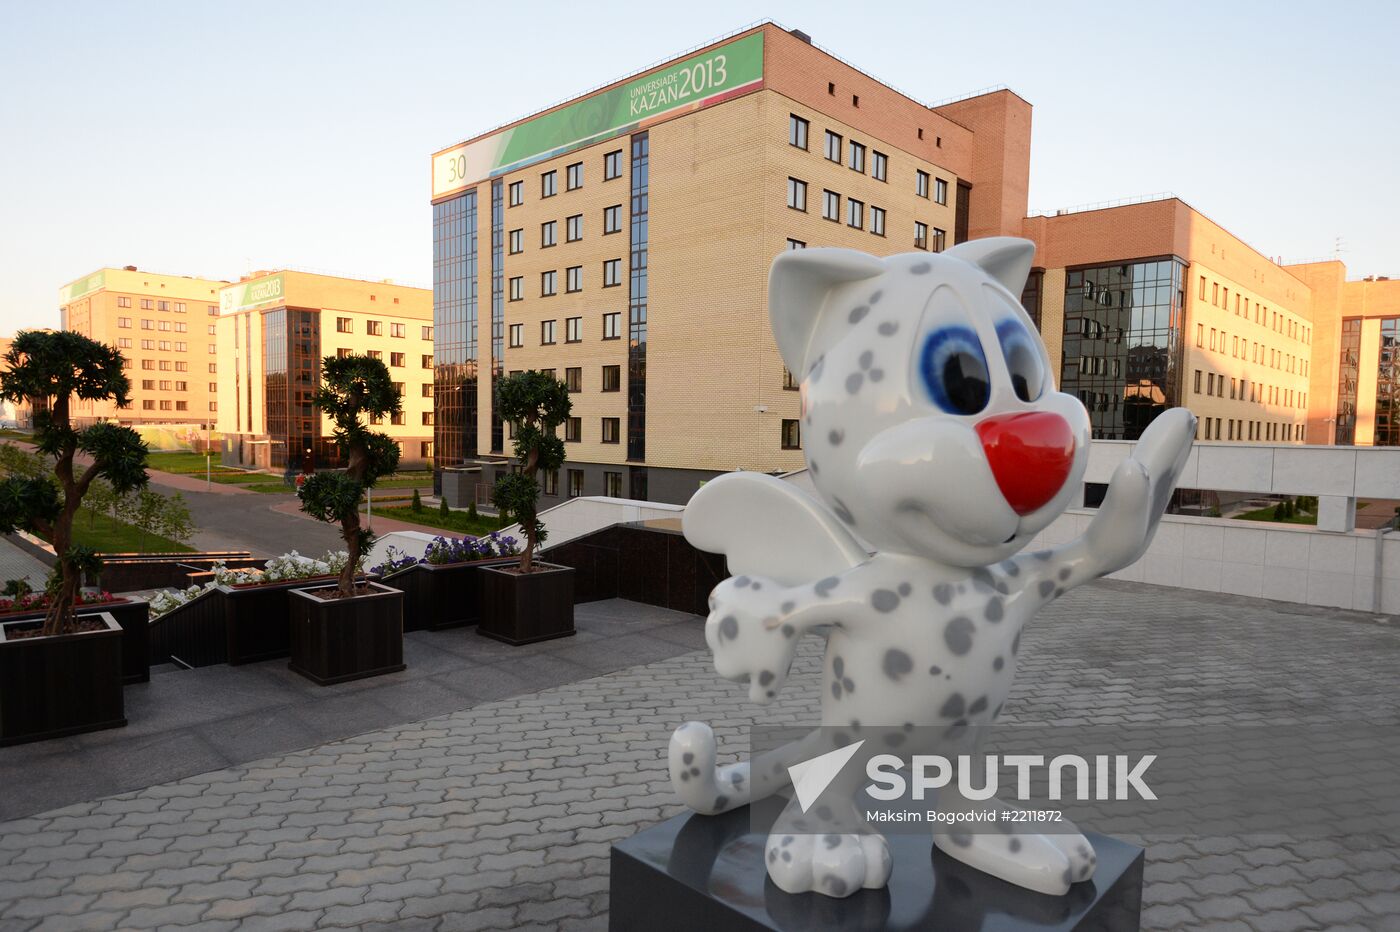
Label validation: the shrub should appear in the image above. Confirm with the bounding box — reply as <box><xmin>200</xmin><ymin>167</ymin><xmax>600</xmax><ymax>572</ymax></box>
<box><xmin>439</xmin><ymin>497</ymin><xmax>450</xmax><ymax>519</ymax></box>
<box><xmin>411</xmin><ymin>489</ymin><xmax>422</xmax><ymax>513</ymax></box>
<box><xmin>0</xmin><ymin>331</ymin><xmax>149</xmax><ymax>634</ymax></box>
<box><xmin>491</xmin><ymin>372</ymin><xmax>570</xmax><ymax>573</ymax></box>
<box><xmin>1273</xmin><ymin>502</ymin><xmax>1286</xmax><ymax>520</ymax></box>
<box><xmin>467</xmin><ymin>501</ymin><xmax>478</xmax><ymax>521</ymax></box>
<box><xmin>295</xmin><ymin>355</ymin><xmax>400</xmax><ymax>598</ymax></box>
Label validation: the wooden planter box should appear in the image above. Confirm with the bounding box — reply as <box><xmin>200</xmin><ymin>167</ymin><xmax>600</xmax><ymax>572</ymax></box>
<box><xmin>219</xmin><ymin>575</ymin><xmax>342</xmax><ymax>665</ymax></box>
<box><xmin>288</xmin><ymin>582</ymin><xmax>406</xmax><ymax>686</ymax></box>
<box><xmin>478</xmin><ymin>562</ymin><xmax>576</xmax><ymax>646</ymax></box>
<box><xmin>0</xmin><ymin>599</ymin><xmax>149</xmax><ymax>685</ymax></box>
<box><xmin>378</xmin><ymin>557</ymin><xmax>519</xmax><ymax>632</ymax></box>
<box><xmin>0</xmin><ymin>613</ymin><xmax>126</xmax><ymax>746</ymax></box>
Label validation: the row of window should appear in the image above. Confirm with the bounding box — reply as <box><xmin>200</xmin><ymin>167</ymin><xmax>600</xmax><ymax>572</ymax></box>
<box><xmin>1195</xmin><ymin>323</ymin><xmax>1308</xmax><ymax>377</ymax></box>
<box><xmin>510</xmin><ymin>207</ymin><xmax>626</xmax><ymax>256</ymax></box>
<box><xmin>138</xmin><ymin>399</ymin><xmax>204</xmax><ymax>412</ymax></box>
<box><xmin>115</xmin><ymin>298</ymin><xmax>215</xmax><ymax>314</ymax></box>
<box><xmin>1193</xmin><ymin>370</ymin><xmax>1307</xmax><ymax>409</ymax></box>
<box><xmin>540</xmin><ymin>468</ymin><xmax>623</xmax><ymax>499</ymax></box>
<box><xmin>1197</xmin><ymin>276</ymin><xmax>1310</xmax><ymax>346</ymax></box>
<box><xmin>788</xmin><ymin>114</ymin><xmax>950</xmax><ymax>204</ymax></box>
<box><xmin>508</xmin><ymin>312</ymin><xmax>623</xmax><ymax>347</ymax></box>
<box><xmin>137</xmin><ymin>380</ymin><xmax>204</xmax><ymax>392</ymax></box>
<box><xmin>122</xmin><ymin>359</ymin><xmax>216</xmax><ymax>373</ymax></box>
<box><xmin>116</xmin><ymin>318</ymin><xmax>210</xmax><ymax>333</ymax></box>
<box><xmin>784</xmin><ymin>179</ymin><xmax>946</xmax><ymax>250</ymax></box>
<box><xmin>506</xmin><ymin>150</ymin><xmax>626</xmax><ymax>208</ymax></box>
<box><xmin>333</xmin><ymin>348</ymin><xmax>433</xmax><ymax>369</ymax></box>
<box><xmin>1199</xmin><ymin>417</ymin><xmax>1304</xmax><ymax>443</ymax></box>
<box><xmin>334</xmin><ymin>319</ymin><xmax>431</xmax><ymax>339</ymax></box>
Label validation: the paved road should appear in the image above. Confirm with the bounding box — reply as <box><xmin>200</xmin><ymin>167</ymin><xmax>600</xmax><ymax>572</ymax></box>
<box><xmin>0</xmin><ymin>580</ymin><xmax>1397</xmax><ymax>930</ymax></box>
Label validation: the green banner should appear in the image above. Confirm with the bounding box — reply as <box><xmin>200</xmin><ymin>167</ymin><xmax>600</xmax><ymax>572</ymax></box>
<box><xmin>59</xmin><ymin>270</ymin><xmax>105</xmax><ymax>304</ymax></box>
<box><xmin>220</xmin><ymin>273</ymin><xmax>285</xmax><ymax>314</ymax></box>
<box><xmin>433</xmin><ymin>31</ymin><xmax>764</xmax><ymax>196</ymax></box>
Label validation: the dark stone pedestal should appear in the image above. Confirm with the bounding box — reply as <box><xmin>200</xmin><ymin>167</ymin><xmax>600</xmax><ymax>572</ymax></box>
<box><xmin>610</xmin><ymin>796</ymin><xmax>1143</xmax><ymax>931</ymax></box>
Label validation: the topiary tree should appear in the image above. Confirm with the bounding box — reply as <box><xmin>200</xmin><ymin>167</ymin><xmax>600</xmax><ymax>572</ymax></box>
<box><xmin>411</xmin><ymin>488</ymin><xmax>422</xmax><ymax>513</ymax></box>
<box><xmin>0</xmin><ymin>331</ymin><xmax>148</xmax><ymax>635</ymax></box>
<box><xmin>492</xmin><ymin>371</ymin><xmax>571</xmax><ymax>573</ymax></box>
<box><xmin>295</xmin><ymin>355</ymin><xmax>400</xmax><ymax>598</ymax></box>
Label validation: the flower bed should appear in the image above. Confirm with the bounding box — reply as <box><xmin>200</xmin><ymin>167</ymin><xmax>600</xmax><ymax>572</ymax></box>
<box><xmin>0</xmin><ymin>590</ymin><xmax>125</xmax><ymax>617</ymax></box>
<box><xmin>371</xmin><ymin>534</ymin><xmax>520</xmax><ymax>631</ymax></box>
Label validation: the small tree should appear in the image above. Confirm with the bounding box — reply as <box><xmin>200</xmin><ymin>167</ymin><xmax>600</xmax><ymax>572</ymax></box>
<box><xmin>295</xmin><ymin>355</ymin><xmax>400</xmax><ymax>598</ymax></box>
<box><xmin>492</xmin><ymin>371</ymin><xmax>570</xmax><ymax>573</ymax></box>
<box><xmin>439</xmin><ymin>497</ymin><xmax>450</xmax><ymax>520</ymax></box>
<box><xmin>0</xmin><ymin>331</ymin><xmax>148</xmax><ymax>634</ymax></box>
<box><xmin>411</xmin><ymin>488</ymin><xmax>422</xmax><ymax>513</ymax></box>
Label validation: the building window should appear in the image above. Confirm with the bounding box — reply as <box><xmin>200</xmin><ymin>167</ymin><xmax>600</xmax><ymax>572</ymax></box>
<box><xmin>541</xmin><ymin>170</ymin><xmax>557</xmax><ymax>198</ymax></box>
<box><xmin>934</xmin><ymin>177</ymin><xmax>949</xmax><ymax>205</ymax></box>
<box><xmin>602</xmin><ymin>365</ymin><xmax>620</xmax><ymax>391</ymax></box>
<box><xmin>157</xmin><ymin>300</ymin><xmax>170</xmax><ymax>312</ymax></box>
<box><xmin>787</xmin><ymin>239</ymin><xmax>806</xmax><ymax>250</ymax></box>
<box><xmin>847</xmin><ymin>199</ymin><xmax>864</xmax><ymax>229</ymax></box>
<box><xmin>391</xmin><ymin>410</ymin><xmax>405</xmax><ymax>425</ymax></box>
<box><xmin>604</xmin><ymin>471</ymin><xmax>622</xmax><ymax>498</ymax></box>
<box><xmin>603</xmin><ymin>312</ymin><xmax>621</xmax><ymax>339</ymax></box>
<box><xmin>366</xmin><ymin>320</ymin><xmax>382</xmax><ymax>336</ymax></box>
<box><xmin>787</xmin><ymin>177</ymin><xmax>807</xmax><ymax>211</ymax></box>
<box><xmin>542</xmin><ymin>470</ymin><xmax>558</xmax><ymax>496</ymax></box>
<box><xmin>603</xmin><ymin>205</ymin><xmax>622</xmax><ymax>234</ymax></box>
<box><xmin>915</xmin><ymin>222</ymin><xmax>929</xmax><ymax>250</ymax></box>
<box><xmin>387</xmin><ymin>352</ymin><xmax>403</xmax><ymax>367</ymax></box>
<box><xmin>421</xmin><ymin>354</ymin><xmax>433</xmax><ymax>368</ymax></box>
<box><xmin>931</xmin><ymin>227</ymin><xmax>946</xmax><ymax>252</ymax></box>
<box><xmin>390</xmin><ymin>323</ymin><xmax>405</xmax><ymax>338</ymax></box>
<box><xmin>565</xmin><ymin>417</ymin><xmax>581</xmax><ymax>442</ymax></box>
<box><xmin>118</xmin><ymin>317</ymin><xmax>131</xmax><ymax>328</ymax></box>
<box><xmin>141</xmin><ymin>319</ymin><xmax>153</xmax><ymax>330</ymax></box>
<box><xmin>117</xmin><ymin>296</ymin><xmax>131</xmax><ymax>308</ymax></box>
<box><xmin>335</xmin><ymin>317</ymin><xmax>351</xmax><ymax>332</ymax></box>
<box><xmin>566</xmin><ymin>214</ymin><xmax>582</xmax><ymax>242</ymax></box>
<box><xmin>420</xmin><ymin>411</ymin><xmax>434</xmax><ymax>427</ymax></box>
<box><xmin>568</xmin><ymin>469</ymin><xmax>584</xmax><ymax>497</ymax></box>
<box><xmin>508</xmin><ymin>180</ymin><xmax>523</xmax><ymax>206</ymax></box>
<box><xmin>783</xmin><ymin>368</ymin><xmax>799</xmax><ymax>390</ymax></box>
<box><xmin>208</xmin><ymin>305</ymin><xmax>218</xmax><ymax>316</ymax></box>
<box><xmin>509</xmin><ymin>229</ymin><xmax>523</xmax><ymax>254</ymax></box>
<box><xmin>565</xmin><ymin>316</ymin><xmax>582</xmax><ymax>342</ymax></box>
<box><xmin>870</xmin><ymin>206</ymin><xmax>886</xmax><ymax>237</ymax></box>
<box><xmin>367</xmin><ymin>349</ymin><xmax>382</xmax><ymax>360</ymax></box>
<box><xmin>566</xmin><ymin>267</ymin><xmax>582</xmax><ymax>293</ymax></box>
<box><xmin>541</xmin><ymin>320</ymin><xmax>557</xmax><ymax>344</ymax></box>
<box><xmin>849</xmin><ymin>141</ymin><xmax>866</xmax><ymax>173</ymax></box>
<box><xmin>604</xmin><ymin>149</ymin><xmax>623</xmax><ymax>180</ymax></box>
<box><xmin>824</xmin><ymin>130</ymin><xmax>842</xmax><ymax>163</ymax></box>
<box><xmin>140</xmin><ymin>299</ymin><xmax>153</xmax><ymax>309</ymax></box>
<box><xmin>541</xmin><ymin>220</ymin><xmax>557</xmax><ymax>248</ymax></box>
<box><xmin>789</xmin><ymin>114</ymin><xmax>808</xmax><ymax>150</ymax></box>
<box><xmin>422</xmin><ymin>326</ymin><xmax>433</xmax><ymax>340</ymax></box>
<box><xmin>422</xmin><ymin>383</ymin><xmax>432</xmax><ymax>397</ymax></box>
<box><xmin>565</xmin><ymin>367</ymin><xmax>582</xmax><ymax>392</ymax></box>
<box><xmin>507</xmin><ymin>276</ymin><xmax>524</xmax><ymax>301</ymax></box>
<box><xmin>541</xmin><ymin>270</ymin><xmax>557</xmax><ymax>296</ymax></box>
<box><xmin>566</xmin><ymin>162</ymin><xmax>583</xmax><ymax>190</ymax></box>
<box><xmin>509</xmin><ymin>323</ymin><xmax>523</xmax><ymax>347</ymax></box>
<box><xmin>781</xmin><ymin>419</ymin><xmax>801</xmax><ymax>449</ymax></box>
<box><xmin>603</xmin><ymin>258</ymin><xmax>622</xmax><ymax>287</ymax></box>
<box><xmin>823</xmin><ymin>190</ymin><xmax>840</xmax><ymax>222</ymax></box>
<box><xmin>601</xmin><ymin>417</ymin><xmax>620</xmax><ymax>443</ymax></box>
<box><xmin>872</xmin><ymin>151</ymin><xmax>888</xmax><ymax>182</ymax></box>
<box><xmin>916</xmin><ymin>170</ymin><xmax>930</xmax><ymax>198</ymax></box>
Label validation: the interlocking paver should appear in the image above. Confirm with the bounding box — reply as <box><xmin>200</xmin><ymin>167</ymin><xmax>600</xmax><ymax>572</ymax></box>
<box><xmin>0</xmin><ymin>580</ymin><xmax>1395</xmax><ymax>929</ymax></box>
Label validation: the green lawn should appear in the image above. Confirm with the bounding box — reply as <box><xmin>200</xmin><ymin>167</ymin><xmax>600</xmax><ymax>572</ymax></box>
<box><xmin>65</xmin><ymin>507</ymin><xmax>195</xmax><ymax>553</ymax></box>
<box><xmin>369</xmin><ymin>504</ymin><xmax>508</xmax><ymax>537</ymax></box>
<box><xmin>0</xmin><ymin>429</ymin><xmax>33</xmax><ymax>441</ymax></box>
<box><xmin>1234</xmin><ymin>505</ymin><xmax>1318</xmax><ymax>526</ymax></box>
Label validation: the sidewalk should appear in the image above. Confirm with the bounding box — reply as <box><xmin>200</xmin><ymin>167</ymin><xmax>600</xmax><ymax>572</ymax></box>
<box><xmin>0</xmin><ymin>535</ymin><xmax>50</xmax><ymax>589</ymax></box>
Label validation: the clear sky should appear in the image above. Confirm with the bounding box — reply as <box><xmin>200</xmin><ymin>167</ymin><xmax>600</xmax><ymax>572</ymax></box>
<box><xmin>2</xmin><ymin>0</ymin><xmax>1396</xmax><ymax>333</ymax></box>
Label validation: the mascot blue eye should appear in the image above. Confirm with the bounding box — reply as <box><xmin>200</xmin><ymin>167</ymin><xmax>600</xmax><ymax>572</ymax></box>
<box><xmin>995</xmin><ymin>319</ymin><xmax>1045</xmax><ymax>403</ymax></box>
<box><xmin>919</xmin><ymin>326</ymin><xmax>990</xmax><ymax>415</ymax></box>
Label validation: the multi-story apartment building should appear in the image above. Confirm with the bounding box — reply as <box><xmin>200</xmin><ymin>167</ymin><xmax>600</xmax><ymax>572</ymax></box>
<box><xmin>214</xmin><ymin>271</ymin><xmax>434</xmax><ymax>472</ymax></box>
<box><xmin>58</xmin><ymin>267</ymin><xmax>227</xmax><ymax>427</ymax></box>
<box><xmin>429</xmin><ymin>23</ymin><xmax>1032</xmax><ymax>505</ymax></box>
<box><xmin>1288</xmin><ymin>262</ymin><xmax>1400</xmax><ymax>446</ymax></box>
<box><xmin>1021</xmin><ymin>198</ymin><xmax>1315</xmax><ymax>445</ymax></box>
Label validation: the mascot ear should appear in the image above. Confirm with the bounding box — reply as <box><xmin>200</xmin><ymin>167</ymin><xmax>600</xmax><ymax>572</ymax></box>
<box><xmin>943</xmin><ymin>237</ymin><xmax>1036</xmax><ymax>295</ymax></box>
<box><xmin>769</xmin><ymin>248</ymin><xmax>886</xmax><ymax>377</ymax></box>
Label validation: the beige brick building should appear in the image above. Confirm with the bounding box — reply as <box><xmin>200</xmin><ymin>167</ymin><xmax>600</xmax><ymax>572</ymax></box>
<box><xmin>58</xmin><ymin>267</ymin><xmax>227</xmax><ymax>427</ymax></box>
<box><xmin>429</xmin><ymin>23</ymin><xmax>1031</xmax><ymax>505</ymax></box>
<box><xmin>214</xmin><ymin>271</ymin><xmax>434</xmax><ymax>472</ymax></box>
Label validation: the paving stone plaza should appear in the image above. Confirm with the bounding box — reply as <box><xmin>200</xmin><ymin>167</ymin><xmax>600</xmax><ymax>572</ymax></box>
<box><xmin>1</xmin><ymin>580</ymin><xmax>1398</xmax><ymax>931</ymax></box>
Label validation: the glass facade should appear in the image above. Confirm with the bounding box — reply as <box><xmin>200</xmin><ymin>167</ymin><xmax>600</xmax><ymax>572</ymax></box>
<box><xmin>1020</xmin><ymin>269</ymin><xmax>1043</xmax><ymax>332</ymax></box>
<box><xmin>432</xmin><ymin>191</ymin><xmax>479</xmax><ymax>484</ymax></box>
<box><xmin>263</xmin><ymin>308</ymin><xmax>324</xmax><ymax>471</ymax></box>
<box><xmin>626</xmin><ymin>132</ymin><xmax>649</xmax><ymax>486</ymax></box>
<box><xmin>490</xmin><ymin>179</ymin><xmax>505</xmax><ymax>454</ymax></box>
<box><xmin>1059</xmin><ymin>259</ymin><xmax>1186</xmax><ymax>440</ymax></box>
<box><xmin>1376</xmin><ymin>317</ymin><xmax>1398</xmax><ymax>446</ymax></box>
<box><xmin>1334</xmin><ymin>318</ymin><xmax>1361</xmax><ymax>445</ymax></box>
